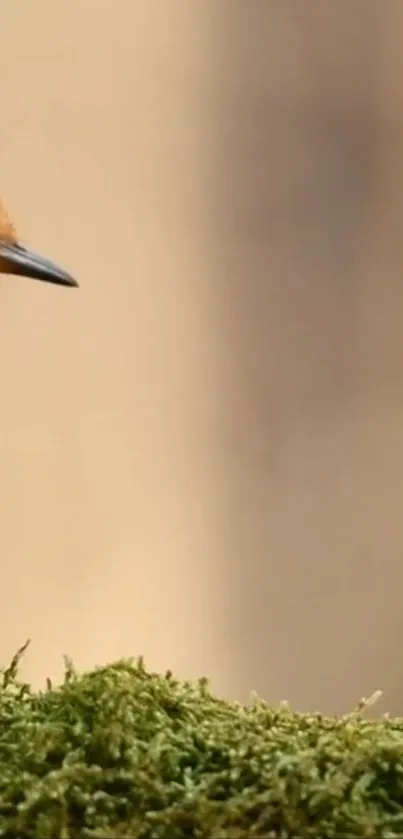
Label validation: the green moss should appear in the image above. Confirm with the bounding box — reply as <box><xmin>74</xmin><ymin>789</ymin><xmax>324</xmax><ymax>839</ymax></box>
<box><xmin>0</xmin><ymin>642</ymin><xmax>402</xmax><ymax>838</ymax></box>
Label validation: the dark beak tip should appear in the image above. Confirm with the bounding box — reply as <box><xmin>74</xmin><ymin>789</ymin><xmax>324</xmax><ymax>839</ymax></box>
<box><xmin>0</xmin><ymin>241</ymin><xmax>78</xmax><ymax>288</ymax></box>
<box><xmin>61</xmin><ymin>274</ymin><xmax>79</xmax><ymax>289</ymax></box>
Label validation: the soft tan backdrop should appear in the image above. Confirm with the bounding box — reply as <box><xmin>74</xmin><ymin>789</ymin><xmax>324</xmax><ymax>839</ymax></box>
<box><xmin>0</xmin><ymin>1</ymin><xmax>403</xmax><ymax>714</ymax></box>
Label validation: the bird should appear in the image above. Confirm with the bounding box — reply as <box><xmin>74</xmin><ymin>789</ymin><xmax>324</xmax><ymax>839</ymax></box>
<box><xmin>0</xmin><ymin>197</ymin><xmax>77</xmax><ymax>288</ymax></box>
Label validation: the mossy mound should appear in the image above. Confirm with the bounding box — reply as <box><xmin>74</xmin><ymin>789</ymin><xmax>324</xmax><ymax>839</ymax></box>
<box><xmin>0</xmin><ymin>642</ymin><xmax>403</xmax><ymax>838</ymax></box>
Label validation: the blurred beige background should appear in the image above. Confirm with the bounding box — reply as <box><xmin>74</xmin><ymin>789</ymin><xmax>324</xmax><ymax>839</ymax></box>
<box><xmin>0</xmin><ymin>1</ymin><xmax>402</xmax><ymax>714</ymax></box>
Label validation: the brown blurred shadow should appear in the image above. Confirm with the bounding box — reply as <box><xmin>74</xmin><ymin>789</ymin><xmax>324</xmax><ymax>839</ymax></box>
<box><xmin>213</xmin><ymin>2</ymin><xmax>403</xmax><ymax>712</ymax></box>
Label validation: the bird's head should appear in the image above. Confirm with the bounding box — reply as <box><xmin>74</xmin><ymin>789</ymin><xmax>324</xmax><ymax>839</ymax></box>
<box><xmin>0</xmin><ymin>199</ymin><xmax>77</xmax><ymax>288</ymax></box>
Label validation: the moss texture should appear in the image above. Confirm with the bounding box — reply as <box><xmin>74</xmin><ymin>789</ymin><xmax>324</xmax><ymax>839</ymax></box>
<box><xmin>0</xmin><ymin>641</ymin><xmax>402</xmax><ymax>838</ymax></box>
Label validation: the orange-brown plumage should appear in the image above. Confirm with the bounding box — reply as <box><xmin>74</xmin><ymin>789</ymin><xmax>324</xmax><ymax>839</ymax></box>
<box><xmin>0</xmin><ymin>198</ymin><xmax>18</xmax><ymax>245</ymax></box>
<box><xmin>0</xmin><ymin>197</ymin><xmax>77</xmax><ymax>287</ymax></box>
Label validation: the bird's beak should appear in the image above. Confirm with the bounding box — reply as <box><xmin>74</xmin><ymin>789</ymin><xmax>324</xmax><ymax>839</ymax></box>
<box><xmin>0</xmin><ymin>241</ymin><xmax>78</xmax><ymax>287</ymax></box>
